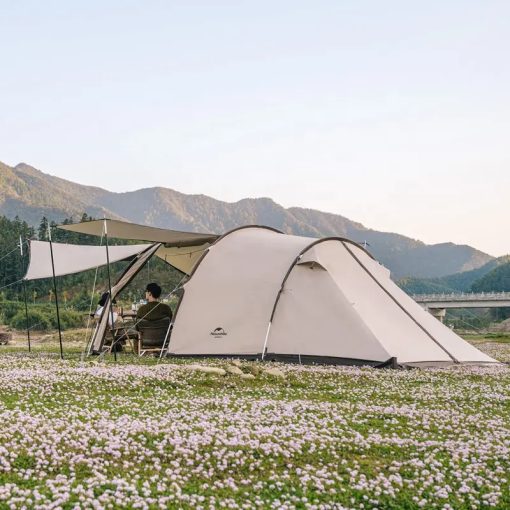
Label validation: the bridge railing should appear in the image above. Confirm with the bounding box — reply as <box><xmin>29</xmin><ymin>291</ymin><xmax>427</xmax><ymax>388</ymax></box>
<box><xmin>412</xmin><ymin>291</ymin><xmax>510</xmax><ymax>302</ymax></box>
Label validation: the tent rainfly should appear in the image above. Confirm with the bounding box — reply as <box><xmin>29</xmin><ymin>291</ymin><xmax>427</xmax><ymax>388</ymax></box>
<box><xmin>57</xmin><ymin>221</ymin><xmax>498</xmax><ymax>367</ymax></box>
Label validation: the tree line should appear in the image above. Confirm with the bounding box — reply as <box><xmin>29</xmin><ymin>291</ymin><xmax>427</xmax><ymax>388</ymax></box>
<box><xmin>0</xmin><ymin>214</ymin><xmax>181</xmax><ymax>330</ymax></box>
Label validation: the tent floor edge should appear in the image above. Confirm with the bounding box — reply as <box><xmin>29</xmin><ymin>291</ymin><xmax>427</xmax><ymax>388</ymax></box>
<box><xmin>167</xmin><ymin>354</ymin><xmax>263</xmax><ymax>362</ymax></box>
<box><xmin>167</xmin><ymin>353</ymin><xmax>384</xmax><ymax>367</ymax></box>
<box><xmin>266</xmin><ymin>353</ymin><xmax>383</xmax><ymax>367</ymax></box>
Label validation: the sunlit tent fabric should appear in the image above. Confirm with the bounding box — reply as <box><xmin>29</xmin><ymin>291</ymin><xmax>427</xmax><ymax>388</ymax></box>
<box><xmin>167</xmin><ymin>226</ymin><xmax>497</xmax><ymax>367</ymax></box>
<box><xmin>58</xmin><ymin>219</ymin><xmax>218</xmax><ymax>275</ymax></box>
<box><xmin>153</xmin><ymin>243</ymin><xmax>210</xmax><ymax>275</ymax></box>
<box><xmin>23</xmin><ymin>240</ymin><xmax>154</xmax><ymax>281</ymax></box>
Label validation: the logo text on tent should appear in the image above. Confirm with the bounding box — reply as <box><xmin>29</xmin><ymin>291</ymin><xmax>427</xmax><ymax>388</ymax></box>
<box><xmin>210</xmin><ymin>327</ymin><xmax>227</xmax><ymax>338</ymax></box>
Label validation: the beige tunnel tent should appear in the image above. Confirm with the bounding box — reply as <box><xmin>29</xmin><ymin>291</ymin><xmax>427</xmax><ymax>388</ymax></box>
<box><xmin>58</xmin><ymin>220</ymin><xmax>497</xmax><ymax>367</ymax></box>
<box><xmin>167</xmin><ymin>226</ymin><xmax>496</xmax><ymax>367</ymax></box>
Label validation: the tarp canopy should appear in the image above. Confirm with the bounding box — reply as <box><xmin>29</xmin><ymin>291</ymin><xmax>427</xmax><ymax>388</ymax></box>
<box><xmin>58</xmin><ymin>219</ymin><xmax>218</xmax><ymax>247</ymax></box>
<box><xmin>24</xmin><ymin>240</ymin><xmax>155</xmax><ymax>281</ymax></box>
<box><xmin>58</xmin><ymin>219</ymin><xmax>218</xmax><ymax>275</ymax></box>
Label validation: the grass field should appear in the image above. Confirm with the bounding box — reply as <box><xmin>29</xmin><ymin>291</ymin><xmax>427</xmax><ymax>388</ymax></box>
<box><xmin>0</xmin><ymin>332</ymin><xmax>508</xmax><ymax>509</ymax></box>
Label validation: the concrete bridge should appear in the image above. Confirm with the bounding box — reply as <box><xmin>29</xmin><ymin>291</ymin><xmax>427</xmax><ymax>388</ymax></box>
<box><xmin>412</xmin><ymin>292</ymin><xmax>510</xmax><ymax>322</ymax></box>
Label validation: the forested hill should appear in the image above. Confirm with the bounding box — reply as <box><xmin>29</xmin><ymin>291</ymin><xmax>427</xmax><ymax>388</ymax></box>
<box><xmin>0</xmin><ymin>160</ymin><xmax>495</xmax><ymax>279</ymax></box>
<box><xmin>398</xmin><ymin>256</ymin><xmax>510</xmax><ymax>295</ymax></box>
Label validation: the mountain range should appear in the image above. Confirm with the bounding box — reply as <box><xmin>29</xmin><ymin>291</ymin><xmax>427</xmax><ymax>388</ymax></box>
<box><xmin>0</xmin><ymin>160</ymin><xmax>494</xmax><ymax>279</ymax></box>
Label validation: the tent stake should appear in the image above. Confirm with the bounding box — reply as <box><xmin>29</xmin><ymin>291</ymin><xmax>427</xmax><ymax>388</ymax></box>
<box><xmin>48</xmin><ymin>228</ymin><xmax>64</xmax><ymax>360</ymax></box>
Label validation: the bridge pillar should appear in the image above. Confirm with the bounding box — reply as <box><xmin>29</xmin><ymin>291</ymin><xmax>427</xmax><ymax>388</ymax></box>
<box><xmin>428</xmin><ymin>308</ymin><xmax>446</xmax><ymax>323</ymax></box>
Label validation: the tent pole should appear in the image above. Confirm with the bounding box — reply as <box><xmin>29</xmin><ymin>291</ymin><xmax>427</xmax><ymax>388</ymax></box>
<box><xmin>22</xmin><ymin>280</ymin><xmax>31</xmax><ymax>353</ymax></box>
<box><xmin>20</xmin><ymin>237</ymin><xmax>31</xmax><ymax>352</ymax></box>
<box><xmin>48</xmin><ymin>227</ymin><xmax>64</xmax><ymax>360</ymax></box>
<box><xmin>104</xmin><ymin>219</ymin><xmax>117</xmax><ymax>361</ymax></box>
<box><xmin>261</xmin><ymin>322</ymin><xmax>272</xmax><ymax>361</ymax></box>
<box><xmin>158</xmin><ymin>323</ymin><xmax>172</xmax><ymax>362</ymax></box>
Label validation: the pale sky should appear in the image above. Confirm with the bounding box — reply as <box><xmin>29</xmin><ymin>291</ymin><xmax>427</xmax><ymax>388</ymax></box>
<box><xmin>1</xmin><ymin>1</ymin><xmax>509</xmax><ymax>256</ymax></box>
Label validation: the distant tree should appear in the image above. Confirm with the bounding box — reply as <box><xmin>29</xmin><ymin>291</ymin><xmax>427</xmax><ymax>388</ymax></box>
<box><xmin>471</xmin><ymin>262</ymin><xmax>510</xmax><ymax>321</ymax></box>
<box><xmin>397</xmin><ymin>277</ymin><xmax>454</xmax><ymax>295</ymax></box>
<box><xmin>471</xmin><ymin>263</ymin><xmax>510</xmax><ymax>292</ymax></box>
<box><xmin>38</xmin><ymin>217</ymin><xmax>49</xmax><ymax>241</ymax></box>
<box><xmin>0</xmin><ymin>215</ymin><xmax>35</xmax><ymax>300</ymax></box>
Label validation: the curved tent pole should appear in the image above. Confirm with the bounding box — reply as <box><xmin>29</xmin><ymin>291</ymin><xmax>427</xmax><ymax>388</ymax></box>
<box><xmin>166</xmin><ymin>227</ymin><xmax>377</xmax><ymax>362</ymax></box>
<box><xmin>268</xmin><ymin>237</ymin><xmax>373</xmax><ymax>323</ymax></box>
<box><xmin>261</xmin><ymin>236</ymin><xmax>374</xmax><ymax>360</ymax></box>
<box><xmin>187</xmin><ymin>225</ymin><xmax>284</xmax><ymax>280</ymax></box>
<box><xmin>261</xmin><ymin>236</ymin><xmax>457</xmax><ymax>364</ymax></box>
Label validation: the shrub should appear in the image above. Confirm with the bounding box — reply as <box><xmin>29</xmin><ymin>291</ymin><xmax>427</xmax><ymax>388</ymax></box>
<box><xmin>9</xmin><ymin>309</ymin><xmax>53</xmax><ymax>331</ymax></box>
<box><xmin>0</xmin><ymin>301</ymin><xmax>24</xmax><ymax>322</ymax></box>
<box><xmin>56</xmin><ymin>310</ymin><xmax>86</xmax><ymax>329</ymax></box>
<box><xmin>8</xmin><ymin>305</ymin><xmax>85</xmax><ymax>331</ymax></box>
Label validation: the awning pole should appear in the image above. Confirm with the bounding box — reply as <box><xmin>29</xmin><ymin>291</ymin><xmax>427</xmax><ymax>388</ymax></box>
<box><xmin>22</xmin><ymin>281</ymin><xmax>31</xmax><ymax>352</ymax></box>
<box><xmin>82</xmin><ymin>231</ymin><xmax>105</xmax><ymax>359</ymax></box>
<box><xmin>20</xmin><ymin>237</ymin><xmax>31</xmax><ymax>353</ymax></box>
<box><xmin>48</xmin><ymin>226</ymin><xmax>64</xmax><ymax>359</ymax></box>
<box><xmin>104</xmin><ymin>219</ymin><xmax>117</xmax><ymax>362</ymax></box>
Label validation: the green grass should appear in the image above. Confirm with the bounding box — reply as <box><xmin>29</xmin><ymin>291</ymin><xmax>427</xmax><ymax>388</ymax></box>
<box><xmin>0</xmin><ymin>333</ymin><xmax>508</xmax><ymax>509</ymax></box>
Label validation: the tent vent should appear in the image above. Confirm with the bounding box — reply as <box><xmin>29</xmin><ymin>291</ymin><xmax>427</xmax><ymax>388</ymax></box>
<box><xmin>296</xmin><ymin>260</ymin><xmax>327</xmax><ymax>271</ymax></box>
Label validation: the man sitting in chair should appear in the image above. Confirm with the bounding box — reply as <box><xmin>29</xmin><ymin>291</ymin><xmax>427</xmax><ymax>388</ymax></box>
<box><xmin>136</xmin><ymin>283</ymin><xmax>172</xmax><ymax>322</ymax></box>
<box><xmin>135</xmin><ymin>283</ymin><xmax>172</xmax><ymax>355</ymax></box>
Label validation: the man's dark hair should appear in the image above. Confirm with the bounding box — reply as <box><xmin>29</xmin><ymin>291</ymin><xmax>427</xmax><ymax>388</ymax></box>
<box><xmin>146</xmin><ymin>283</ymin><xmax>162</xmax><ymax>299</ymax></box>
<box><xmin>98</xmin><ymin>292</ymin><xmax>116</xmax><ymax>307</ymax></box>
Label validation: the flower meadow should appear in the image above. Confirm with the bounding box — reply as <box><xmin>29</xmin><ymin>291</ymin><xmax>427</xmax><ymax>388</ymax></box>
<box><xmin>0</xmin><ymin>343</ymin><xmax>508</xmax><ymax>509</ymax></box>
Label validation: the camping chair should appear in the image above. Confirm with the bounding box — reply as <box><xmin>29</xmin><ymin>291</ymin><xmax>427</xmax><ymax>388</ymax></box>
<box><xmin>135</xmin><ymin>318</ymin><xmax>172</xmax><ymax>357</ymax></box>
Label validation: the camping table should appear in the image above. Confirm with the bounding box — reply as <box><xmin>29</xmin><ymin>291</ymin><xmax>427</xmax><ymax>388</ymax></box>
<box><xmin>115</xmin><ymin>310</ymin><xmax>139</xmax><ymax>352</ymax></box>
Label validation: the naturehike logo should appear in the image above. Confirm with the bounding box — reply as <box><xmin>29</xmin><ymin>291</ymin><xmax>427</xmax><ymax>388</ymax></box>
<box><xmin>210</xmin><ymin>327</ymin><xmax>227</xmax><ymax>338</ymax></box>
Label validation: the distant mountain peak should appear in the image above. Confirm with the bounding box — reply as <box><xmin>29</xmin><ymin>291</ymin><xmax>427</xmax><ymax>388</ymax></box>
<box><xmin>0</xmin><ymin>160</ymin><xmax>494</xmax><ymax>279</ymax></box>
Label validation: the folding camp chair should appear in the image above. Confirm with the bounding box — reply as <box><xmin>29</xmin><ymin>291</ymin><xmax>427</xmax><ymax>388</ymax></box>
<box><xmin>135</xmin><ymin>318</ymin><xmax>172</xmax><ymax>357</ymax></box>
